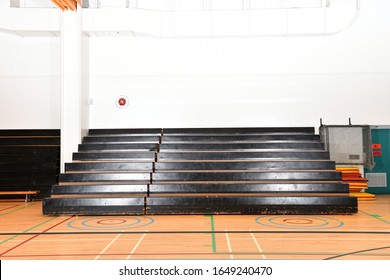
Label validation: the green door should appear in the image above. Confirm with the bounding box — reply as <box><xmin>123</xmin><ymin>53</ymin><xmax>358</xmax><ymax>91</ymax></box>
<box><xmin>365</xmin><ymin>127</ymin><xmax>390</xmax><ymax>194</ymax></box>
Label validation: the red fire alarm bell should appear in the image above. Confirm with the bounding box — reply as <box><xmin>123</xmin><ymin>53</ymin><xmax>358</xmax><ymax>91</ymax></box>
<box><xmin>116</xmin><ymin>95</ymin><xmax>129</xmax><ymax>109</ymax></box>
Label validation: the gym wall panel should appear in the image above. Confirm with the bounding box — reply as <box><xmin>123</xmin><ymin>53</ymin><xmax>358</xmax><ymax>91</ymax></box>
<box><xmin>89</xmin><ymin>73</ymin><xmax>390</xmax><ymax>129</ymax></box>
<box><xmin>88</xmin><ymin>0</ymin><xmax>390</xmax><ymax>129</ymax></box>
<box><xmin>0</xmin><ymin>34</ymin><xmax>60</xmax><ymax>129</ymax></box>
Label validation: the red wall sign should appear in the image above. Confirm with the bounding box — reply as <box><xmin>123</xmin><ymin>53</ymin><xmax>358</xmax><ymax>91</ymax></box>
<box><xmin>373</xmin><ymin>150</ymin><xmax>382</xmax><ymax>157</ymax></box>
<box><xmin>372</xmin><ymin>143</ymin><xmax>382</xmax><ymax>157</ymax></box>
<box><xmin>372</xmin><ymin>144</ymin><xmax>381</xmax><ymax>149</ymax></box>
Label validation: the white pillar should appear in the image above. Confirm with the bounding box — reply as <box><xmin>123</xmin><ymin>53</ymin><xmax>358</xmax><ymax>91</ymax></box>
<box><xmin>60</xmin><ymin>9</ymin><xmax>82</xmax><ymax>173</ymax></box>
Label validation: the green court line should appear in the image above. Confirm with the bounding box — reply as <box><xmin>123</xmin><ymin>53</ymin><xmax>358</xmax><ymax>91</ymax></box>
<box><xmin>0</xmin><ymin>203</ymin><xmax>36</xmax><ymax>217</ymax></box>
<box><xmin>0</xmin><ymin>216</ymin><xmax>58</xmax><ymax>245</ymax></box>
<box><xmin>205</xmin><ymin>215</ymin><xmax>217</xmax><ymax>253</ymax></box>
<box><xmin>359</xmin><ymin>210</ymin><xmax>390</xmax><ymax>225</ymax></box>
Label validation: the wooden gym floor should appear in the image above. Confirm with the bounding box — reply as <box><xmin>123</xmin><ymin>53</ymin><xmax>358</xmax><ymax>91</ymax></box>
<box><xmin>0</xmin><ymin>195</ymin><xmax>389</xmax><ymax>260</ymax></box>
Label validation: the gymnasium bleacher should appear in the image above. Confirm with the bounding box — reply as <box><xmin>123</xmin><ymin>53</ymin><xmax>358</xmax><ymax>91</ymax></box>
<box><xmin>0</xmin><ymin>130</ymin><xmax>60</xmax><ymax>200</ymax></box>
<box><xmin>43</xmin><ymin>127</ymin><xmax>357</xmax><ymax>215</ymax></box>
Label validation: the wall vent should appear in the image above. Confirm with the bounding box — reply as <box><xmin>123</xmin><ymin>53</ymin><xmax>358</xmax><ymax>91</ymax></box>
<box><xmin>366</xmin><ymin>173</ymin><xmax>387</xmax><ymax>188</ymax></box>
<box><xmin>349</xmin><ymin>154</ymin><xmax>360</xmax><ymax>160</ymax></box>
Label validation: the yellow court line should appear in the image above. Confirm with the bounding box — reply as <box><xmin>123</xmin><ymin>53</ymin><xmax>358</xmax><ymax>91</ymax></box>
<box><xmin>126</xmin><ymin>231</ymin><xmax>148</xmax><ymax>260</ymax></box>
<box><xmin>249</xmin><ymin>231</ymin><xmax>266</xmax><ymax>259</ymax></box>
<box><xmin>225</xmin><ymin>230</ymin><xmax>234</xmax><ymax>259</ymax></box>
<box><xmin>94</xmin><ymin>234</ymin><xmax>122</xmax><ymax>260</ymax></box>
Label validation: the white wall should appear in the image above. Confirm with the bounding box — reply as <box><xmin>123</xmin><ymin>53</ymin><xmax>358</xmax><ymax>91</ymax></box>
<box><xmin>89</xmin><ymin>0</ymin><xmax>390</xmax><ymax>129</ymax></box>
<box><xmin>1</xmin><ymin>1</ymin><xmax>389</xmax><ymax>131</ymax></box>
<box><xmin>0</xmin><ymin>33</ymin><xmax>60</xmax><ymax>129</ymax></box>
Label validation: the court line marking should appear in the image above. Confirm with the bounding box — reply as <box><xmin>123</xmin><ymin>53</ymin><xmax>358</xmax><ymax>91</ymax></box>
<box><xmin>126</xmin><ymin>231</ymin><xmax>148</xmax><ymax>259</ymax></box>
<box><xmin>324</xmin><ymin>245</ymin><xmax>390</xmax><ymax>260</ymax></box>
<box><xmin>0</xmin><ymin>205</ymin><xmax>19</xmax><ymax>212</ymax></box>
<box><xmin>0</xmin><ymin>203</ymin><xmax>35</xmax><ymax>217</ymax></box>
<box><xmin>250</xmin><ymin>231</ymin><xmax>266</xmax><ymax>259</ymax></box>
<box><xmin>2</xmin><ymin>251</ymin><xmax>390</xmax><ymax>259</ymax></box>
<box><xmin>67</xmin><ymin>216</ymin><xmax>154</xmax><ymax>231</ymax></box>
<box><xmin>3</xmin><ymin>237</ymin><xmax>390</xmax><ymax>243</ymax></box>
<box><xmin>0</xmin><ymin>216</ymin><xmax>73</xmax><ymax>257</ymax></box>
<box><xmin>26</xmin><ymin>238</ymin><xmax>143</xmax><ymax>242</ymax></box>
<box><xmin>359</xmin><ymin>209</ymin><xmax>390</xmax><ymax>225</ymax></box>
<box><xmin>1</xmin><ymin>230</ymin><xmax>389</xmax><ymax>235</ymax></box>
<box><xmin>205</xmin><ymin>215</ymin><xmax>217</xmax><ymax>253</ymax></box>
<box><xmin>225</xmin><ymin>230</ymin><xmax>234</xmax><ymax>259</ymax></box>
<box><xmin>95</xmin><ymin>234</ymin><xmax>122</xmax><ymax>260</ymax></box>
<box><xmin>255</xmin><ymin>216</ymin><xmax>344</xmax><ymax>230</ymax></box>
<box><xmin>0</xmin><ymin>216</ymin><xmax>58</xmax><ymax>245</ymax></box>
<box><xmin>230</xmin><ymin>237</ymin><xmax>390</xmax><ymax>241</ymax></box>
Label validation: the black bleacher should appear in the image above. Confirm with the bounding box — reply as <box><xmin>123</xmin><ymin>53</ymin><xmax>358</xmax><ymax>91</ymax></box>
<box><xmin>0</xmin><ymin>130</ymin><xmax>60</xmax><ymax>197</ymax></box>
<box><xmin>43</xmin><ymin>127</ymin><xmax>357</xmax><ymax>215</ymax></box>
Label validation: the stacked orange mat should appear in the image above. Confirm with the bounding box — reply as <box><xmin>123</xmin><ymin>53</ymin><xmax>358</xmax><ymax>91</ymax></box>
<box><xmin>336</xmin><ymin>167</ymin><xmax>375</xmax><ymax>201</ymax></box>
<box><xmin>51</xmin><ymin>0</ymin><xmax>83</xmax><ymax>11</ymax></box>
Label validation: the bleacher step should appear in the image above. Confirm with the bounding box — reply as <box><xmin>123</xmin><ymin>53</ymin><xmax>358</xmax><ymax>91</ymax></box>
<box><xmin>43</xmin><ymin>197</ymin><xmax>145</xmax><ymax>215</ymax></box>
<box><xmin>51</xmin><ymin>184</ymin><xmax>148</xmax><ymax>194</ymax></box>
<box><xmin>154</xmin><ymin>161</ymin><xmax>335</xmax><ymax>171</ymax></box>
<box><xmin>146</xmin><ymin>196</ymin><xmax>357</xmax><ymax>215</ymax></box>
<box><xmin>157</xmin><ymin>151</ymin><xmax>330</xmax><ymax>161</ymax></box>
<box><xmin>149</xmin><ymin>183</ymin><xmax>349</xmax><ymax>194</ymax></box>
<box><xmin>65</xmin><ymin>162</ymin><xmax>153</xmax><ymax>172</ymax></box>
<box><xmin>162</xmin><ymin>135</ymin><xmax>320</xmax><ymax>142</ymax></box>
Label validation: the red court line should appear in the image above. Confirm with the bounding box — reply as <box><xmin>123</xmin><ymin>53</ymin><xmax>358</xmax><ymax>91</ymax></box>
<box><xmin>0</xmin><ymin>216</ymin><xmax>74</xmax><ymax>257</ymax></box>
<box><xmin>0</xmin><ymin>205</ymin><xmax>19</xmax><ymax>212</ymax></box>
